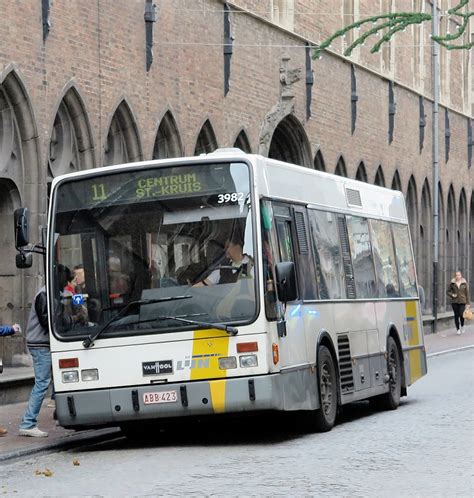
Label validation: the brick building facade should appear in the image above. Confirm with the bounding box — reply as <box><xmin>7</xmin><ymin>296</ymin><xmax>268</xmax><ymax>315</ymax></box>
<box><xmin>0</xmin><ymin>0</ymin><xmax>472</xmax><ymax>363</ymax></box>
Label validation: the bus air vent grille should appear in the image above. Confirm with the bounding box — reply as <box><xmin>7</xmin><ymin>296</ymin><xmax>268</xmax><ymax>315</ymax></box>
<box><xmin>337</xmin><ymin>335</ymin><xmax>354</xmax><ymax>393</ymax></box>
<box><xmin>294</xmin><ymin>211</ymin><xmax>309</xmax><ymax>254</ymax></box>
<box><xmin>346</xmin><ymin>188</ymin><xmax>362</xmax><ymax>207</ymax></box>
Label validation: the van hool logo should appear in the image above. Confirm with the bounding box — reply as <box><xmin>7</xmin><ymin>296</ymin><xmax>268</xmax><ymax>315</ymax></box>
<box><xmin>142</xmin><ymin>360</ymin><xmax>173</xmax><ymax>376</ymax></box>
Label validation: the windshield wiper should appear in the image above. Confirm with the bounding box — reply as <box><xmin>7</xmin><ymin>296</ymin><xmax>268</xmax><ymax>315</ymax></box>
<box><xmin>155</xmin><ymin>315</ymin><xmax>238</xmax><ymax>336</ymax></box>
<box><xmin>82</xmin><ymin>295</ymin><xmax>192</xmax><ymax>348</ymax></box>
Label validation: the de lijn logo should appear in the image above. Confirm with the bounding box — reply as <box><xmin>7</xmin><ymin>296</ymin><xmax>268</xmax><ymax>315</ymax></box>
<box><xmin>142</xmin><ymin>360</ymin><xmax>173</xmax><ymax>376</ymax></box>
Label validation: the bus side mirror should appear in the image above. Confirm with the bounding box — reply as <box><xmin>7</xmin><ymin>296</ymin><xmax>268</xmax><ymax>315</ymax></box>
<box><xmin>16</xmin><ymin>252</ymin><xmax>33</xmax><ymax>269</ymax></box>
<box><xmin>275</xmin><ymin>262</ymin><xmax>297</xmax><ymax>303</ymax></box>
<box><xmin>14</xmin><ymin>208</ymin><xmax>29</xmax><ymax>248</ymax></box>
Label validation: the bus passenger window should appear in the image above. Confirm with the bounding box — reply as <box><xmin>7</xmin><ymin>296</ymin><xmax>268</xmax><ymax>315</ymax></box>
<box><xmin>369</xmin><ymin>219</ymin><xmax>400</xmax><ymax>298</ymax></box>
<box><xmin>309</xmin><ymin>210</ymin><xmax>346</xmax><ymax>300</ymax></box>
<box><xmin>392</xmin><ymin>224</ymin><xmax>418</xmax><ymax>297</ymax></box>
<box><xmin>346</xmin><ymin>216</ymin><xmax>377</xmax><ymax>299</ymax></box>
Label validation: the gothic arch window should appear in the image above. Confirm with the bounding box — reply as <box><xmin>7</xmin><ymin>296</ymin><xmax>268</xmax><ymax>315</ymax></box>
<box><xmin>470</xmin><ymin>192</ymin><xmax>474</xmax><ymax>296</ymax></box>
<box><xmin>437</xmin><ymin>183</ymin><xmax>446</xmax><ymax>309</ymax></box>
<box><xmin>334</xmin><ymin>156</ymin><xmax>347</xmax><ymax>177</ymax></box>
<box><xmin>458</xmin><ymin>189</ymin><xmax>468</xmax><ymax>275</ymax></box>
<box><xmin>153</xmin><ymin>111</ymin><xmax>183</xmax><ymax>159</ymax></box>
<box><xmin>355</xmin><ymin>162</ymin><xmax>368</xmax><ymax>182</ymax></box>
<box><xmin>391</xmin><ymin>170</ymin><xmax>402</xmax><ymax>191</ymax></box>
<box><xmin>0</xmin><ymin>88</ymin><xmax>21</xmax><ymax>177</ymax></box>
<box><xmin>406</xmin><ymin>175</ymin><xmax>418</xmax><ymax>254</ymax></box>
<box><xmin>104</xmin><ymin>100</ymin><xmax>142</xmax><ymax>166</ymax></box>
<box><xmin>268</xmin><ymin>114</ymin><xmax>312</xmax><ymax>167</ymax></box>
<box><xmin>419</xmin><ymin>180</ymin><xmax>432</xmax><ymax>311</ymax></box>
<box><xmin>48</xmin><ymin>87</ymin><xmax>94</xmax><ymax>178</ymax></box>
<box><xmin>194</xmin><ymin>120</ymin><xmax>218</xmax><ymax>156</ymax></box>
<box><xmin>446</xmin><ymin>186</ymin><xmax>456</xmax><ymax>300</ymax></box>
<box><xmin>374</xmin><ymin>166</ymin><xmax>386</xmax><ymax>187</ymax></box>
<box><xmin>314</xmin><ymin>150</ymin><xmax>325</xmax><ymax>172</ymax></box>
<box><xmin>233</xmin><ymin>130</ymin><xmax>252</xmax><ymax>153</ymax></box>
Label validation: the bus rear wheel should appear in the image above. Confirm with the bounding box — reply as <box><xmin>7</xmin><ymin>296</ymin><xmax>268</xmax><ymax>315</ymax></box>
<box><xmin>310</xmin><ymin>345</ymin><xmax>338</xmax><ymax>432</ymax></box>
<box><xmin>371</xmin><ymin>336</ymin><xmax>402</xmax><ymax>410</ymax></box>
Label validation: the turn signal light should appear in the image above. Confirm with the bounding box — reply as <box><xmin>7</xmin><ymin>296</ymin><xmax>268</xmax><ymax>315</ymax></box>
<box><xmin>59</xmin><ymin>358</ymin><xmax>79</xmax><ymax>369</ymax></box>
<box><xmin>236</xmin><ymin>342</ymin><xmax>258</xmax><ymax>353</ymax></box>
<box><xmin>272</xmin><ymin>343</ymin><xmax>279</xmax><ymax>365</ymax></box>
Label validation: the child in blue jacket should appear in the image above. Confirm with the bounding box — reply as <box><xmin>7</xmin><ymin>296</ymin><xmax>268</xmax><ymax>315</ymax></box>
<box><xmin>1</xmin><ymin>322</ymin><xmax>21</xmax><ymax>435</ymax></box>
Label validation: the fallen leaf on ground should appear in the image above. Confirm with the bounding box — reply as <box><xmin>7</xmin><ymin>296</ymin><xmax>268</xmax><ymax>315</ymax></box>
<box><xmin>73</xmin><ymin>459</ymin><xmax>80</xmax><ymax>466</ymax></box>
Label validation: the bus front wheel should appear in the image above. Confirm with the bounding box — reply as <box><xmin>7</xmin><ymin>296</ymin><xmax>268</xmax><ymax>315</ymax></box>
<box><xmin>371</xmin><ymin>336</ymin><xmax>402</xmax><ymax>410</ymax></box>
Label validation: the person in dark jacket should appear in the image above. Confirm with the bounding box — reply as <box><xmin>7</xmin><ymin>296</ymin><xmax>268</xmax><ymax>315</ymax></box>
<box><xmin>0</xmin><ymin>322</ymin><xmax>21</xmax><ymax>435</ymax></box>
<box><xmin>447</xmin><ymin>270</ymin><xmax>471</xmax><ymax>335</ymax></box>
<box><xmin>18</xmin><ymin>285</ymin><xmax>51</xmax><ymax>437</ymax></box>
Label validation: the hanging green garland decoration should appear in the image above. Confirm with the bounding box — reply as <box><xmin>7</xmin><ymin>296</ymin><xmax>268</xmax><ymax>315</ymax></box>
<box><xmin>313</xmin><ymin>0</ymin><xmax>473</xmax><ymax>60</ymax></box>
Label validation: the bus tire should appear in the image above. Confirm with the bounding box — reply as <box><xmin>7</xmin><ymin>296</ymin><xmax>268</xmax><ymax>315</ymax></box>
<box><xmin>371</xmin><ymin>336</ymin><xmax>402</xmax><ymax>410</ymax></box>
<box><xmin>311</xmin><ymin>345</ymin><xmax>338</xmax><ymax>432</ymax></box>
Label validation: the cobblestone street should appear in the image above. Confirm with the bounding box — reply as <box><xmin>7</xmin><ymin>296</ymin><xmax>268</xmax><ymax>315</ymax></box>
<box><xmin>1</xmin><ymin>350</ymin><xmax>472</xmax><ymax>497</ymax></box>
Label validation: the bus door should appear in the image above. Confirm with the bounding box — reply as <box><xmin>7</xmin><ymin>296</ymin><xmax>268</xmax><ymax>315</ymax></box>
<box><xmin>265</xmin><ymin>202</ymin><xmax>317</xmax><ymax>368</ymax></box>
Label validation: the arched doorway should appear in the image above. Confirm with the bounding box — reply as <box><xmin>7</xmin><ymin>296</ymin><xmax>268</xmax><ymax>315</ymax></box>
<box><xmin>314</xmin><ymin>150</ymin><xmax>325</xmax><ymax>171</ymax></box>
<box><xmin>153</xmin><ymin>111</ymin><xmax>183</xmax><ymax>159</ymax></box>
<box><xmin>0</xmin><ymin>70</ymin><xmax>39</xmax><ymax>365</ymax></box>
<box><xmin>104</xmin><ymin>100</ymin><xmax>142</xmax><ymax>166</ymax></box>
<box><xmin>335</xmin><ymin>157</ymin><xmax>347</xmax><ymax>177</ymax></box>
<box><xmin>458</xmin><ymin>189</ymin><xmax>468</xmax><ymax>276</ymax></box>
<box><xmin>355</xmin><ymin>162</ymin><xmax>368</xmax><ymax>182</ymax></box>
<box><xmin>233</xmin><ymin>130</ymin><xmax>252</xmax><ymax>153</ymax></box>
<box><xmin>48</xmin><ymin>87</ymin><xmax>95</xmax><ymax>177</ymax></box>
<box><xmin>268</xmin><ymin>114</ymin><xmax>311</xmax><ymax>167</ymax></box>
<box><xmin>446</xmin><ymin>186</ymin><xmax>456</xmax><ymax>308</ymax></box>
<box><xmin>194</xmin><ymin>120</ymin><xmax>218</xmax><ymax>155</ymax></box>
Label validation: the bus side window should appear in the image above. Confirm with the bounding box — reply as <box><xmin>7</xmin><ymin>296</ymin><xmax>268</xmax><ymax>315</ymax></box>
<box><xmin>392</xmin><ymin>223</ymin><xmax>418</xmax><ymax>297</ymax></box>
<box><xmin>369</xmin><ymin>219</ymin><xmax>400</xmax><ymax>298</ymax></box>
<box><xmin>309</xmin><ymin>210</ymin><xmax>346</xmax><ymax>300</ymax></box>
<box><xmin>292</xmin><ymin>207</ymin><xmax>317</xmax><ymax>300</ymax></box>
<box><xmin>346</xmin><ymin>215</ymin><xmax>378</xmax><ymax>299</ymax></box>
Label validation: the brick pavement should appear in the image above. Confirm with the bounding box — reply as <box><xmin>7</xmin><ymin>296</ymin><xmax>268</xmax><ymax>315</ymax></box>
<box><xmin>0</xmin><ymin>323</ymin><xmax>472</xmax><ymax>462</ymax></box>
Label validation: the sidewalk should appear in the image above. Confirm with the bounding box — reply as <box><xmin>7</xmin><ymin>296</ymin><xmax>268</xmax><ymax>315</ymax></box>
<box><xmin>0</xmin><ymin>323</ymin><xmax>473</xmax><ymax>462</ymax></box>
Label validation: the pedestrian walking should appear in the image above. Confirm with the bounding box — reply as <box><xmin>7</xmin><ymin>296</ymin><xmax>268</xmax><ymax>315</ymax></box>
<box><xmin>447</xmin><ymin>270</ymin><xmax>471</xmax><ymax>335</ymax></box>
<box><xmin>18</xmin><ymin>284</ymin><xmax>50</xmax><ymax>437</ymax></box>
<box><xmin>0</xmin><ymin>322</ymin><xmax>22</xmax><ymax>435</ymax></box>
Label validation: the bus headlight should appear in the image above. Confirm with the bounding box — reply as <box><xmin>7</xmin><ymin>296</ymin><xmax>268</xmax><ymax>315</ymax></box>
<box><xmin>218</xmin><ymin>357</ymin><xmax>237</xmax><ymax>370</ymax></box>
<box><xmin>239</xmin><ymin>355</ymin><xmax>258</xmax><ymax>368</ymax></box>
<box><xmin>62</xmin><ymin>370</ymin><xmax>79</xmax><ymax>383</ymax></box>
<box><xmin>81</xmin><ymin>369</ymin><xmax>99</xmax><ymax>382</ymax></box>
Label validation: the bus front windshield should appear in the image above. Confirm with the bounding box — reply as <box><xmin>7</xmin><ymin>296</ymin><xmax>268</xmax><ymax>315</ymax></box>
<box><xmin>51</xmin><ymin>161</ymin><xmax>256</xmax><ymax>340</ymax></box>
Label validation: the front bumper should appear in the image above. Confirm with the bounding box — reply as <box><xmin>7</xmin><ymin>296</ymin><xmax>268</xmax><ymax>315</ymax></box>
<box><xmin>57</xmin><ymin>375</ymin><xmax>279</xmax><ymax>428</ymax></box>
<box><xmin>56</xmin><ymin>368</ymin><xmax>318</xmax><ymax>428</ymax></box>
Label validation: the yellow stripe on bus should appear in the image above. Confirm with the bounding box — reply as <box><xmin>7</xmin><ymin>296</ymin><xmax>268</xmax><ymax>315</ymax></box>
<box><xmin>190</xmin><ymin>329</ymin><xmax>230</xmax><ymax>381</ymax></box>
<box><xmin>405</xmin><ymin>301</ymin><xmax>422</xmax><ymax>383</ymax></box>
<box><xmin>191</xmin><ymin>329</ymin><xmax>230</xmax><ymax>413</ymax></box>
<box><xmin>209</xmin><ymin>380</ymin><xmax>227</xmax><ymax>414</ymax></box>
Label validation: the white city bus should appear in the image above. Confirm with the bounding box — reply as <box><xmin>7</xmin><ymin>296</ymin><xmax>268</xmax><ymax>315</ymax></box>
<box><xmin>16</xmin><ymin>149</ymin><xmax>427</xmax><ymax>433</ymax></box>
